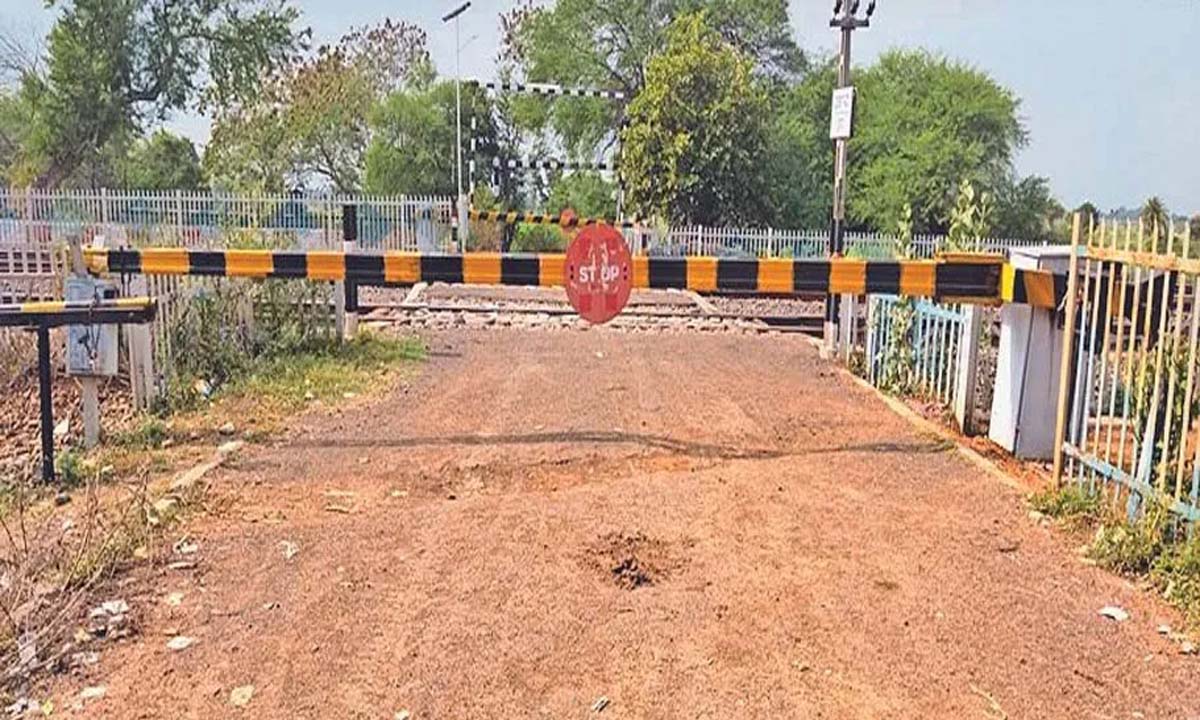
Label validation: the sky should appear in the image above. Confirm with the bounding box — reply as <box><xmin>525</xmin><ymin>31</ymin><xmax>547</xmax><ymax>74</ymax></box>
<box><xmin>2</xmin><ymin>0</ymin><xmax>1197</xmax><ymax>214</ymax></box>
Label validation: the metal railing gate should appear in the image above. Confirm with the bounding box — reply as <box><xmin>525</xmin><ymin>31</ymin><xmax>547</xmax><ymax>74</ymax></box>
<box><xmin>1052</xmin><ymin>217</ymin><xmax>1200</xmax><ymax>525</ymax></box>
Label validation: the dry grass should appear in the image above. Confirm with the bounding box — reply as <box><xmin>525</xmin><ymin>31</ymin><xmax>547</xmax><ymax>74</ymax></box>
<box><xmin>0</xmin><ymin>331</ymin><xmax>424</xmax><ymax>695</ymax></box>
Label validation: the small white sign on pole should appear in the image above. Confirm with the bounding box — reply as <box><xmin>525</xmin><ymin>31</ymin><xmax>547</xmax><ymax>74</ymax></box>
<box><xmin>829</xmin><ymin>86</ymin><xmax>856</xmax><ymax>140</ymax></box>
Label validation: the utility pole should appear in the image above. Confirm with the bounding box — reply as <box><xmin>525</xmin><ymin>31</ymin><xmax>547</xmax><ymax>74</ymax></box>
<box><xmin>826</xmin><ymin>0</ymin><xmax>875</xmax><ymax>350</ymax></box>
<box><xmin>442</xmin><ymin>2</ymin><xmax>471</xmax><ymax>248</ymax></box>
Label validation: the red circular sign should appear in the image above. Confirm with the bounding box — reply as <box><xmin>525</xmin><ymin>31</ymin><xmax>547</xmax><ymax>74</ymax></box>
<box><xmin>564</xmin><ymin>225</ymin><xmax>632</xmax><ymax>324</ymax></box>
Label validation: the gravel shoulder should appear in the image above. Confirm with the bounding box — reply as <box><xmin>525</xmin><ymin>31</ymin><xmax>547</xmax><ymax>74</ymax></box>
<box><xmin>42</xmin><ymin>326</ymin><xmax>1198</xmax><ymax>719</ymax></box>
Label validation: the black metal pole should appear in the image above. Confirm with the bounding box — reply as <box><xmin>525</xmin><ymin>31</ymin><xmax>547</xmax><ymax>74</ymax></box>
<box><xmin>37</xmin><ymin>326</ymin><xmax>54</xmax><ymax>483</ymax></box>
<box><xmin>826</xmin><ymin>2</ymin><xmax>873</xmax><ymax>349</ymax></box>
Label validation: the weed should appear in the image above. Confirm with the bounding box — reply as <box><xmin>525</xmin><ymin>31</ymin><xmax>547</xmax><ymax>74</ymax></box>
<box><xmin>234</xmin><ymin>332</ymin><xmax>424</xmax><ymax>410</ymax></box>
<box><xmin>55</xmin><ymin>449</ymin><xmax>87</xmax><ymax>488</ymax></box>
<box><xmin>1153</xmin><ymin>536</ymin><xmax>1200</xmax><ymax>626</ymax></box>
<box><xmin>112</xmin><ymin>416</ymin><xmax>169</xmax><ymax>450</ymax></box>
<box><xmin>1030</xmin><ymin>484</ymin><xmax>1102</xmax><ymax>525</ymax></box>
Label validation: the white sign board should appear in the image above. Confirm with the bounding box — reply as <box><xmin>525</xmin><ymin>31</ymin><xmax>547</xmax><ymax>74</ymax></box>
<box><xmin>829</xmin><ymin>86</ymin><xmax>856</xmax><ymax>140</ymax></box>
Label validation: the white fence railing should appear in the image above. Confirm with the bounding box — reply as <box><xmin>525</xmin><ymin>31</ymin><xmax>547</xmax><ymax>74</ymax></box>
<box><xmin>635</xmin><ymin>225</ymin><xmax>1052</xmax><ymax>259</ymax></box>
<box><xmin>0</xmin><ymin>189</ymin><xmax>455</xmax><ymax>253</ymax></box>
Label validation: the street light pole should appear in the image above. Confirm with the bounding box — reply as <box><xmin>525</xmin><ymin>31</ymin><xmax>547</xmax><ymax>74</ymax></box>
<box><xmin>442</xmin><ymin>2</ymin><xmax>471</xmax><ymax>248</ymax></box>
<box><xmin>825</xmin><ymin>0</ymin><xmax>875</xmax><ymax>350</ymax></box>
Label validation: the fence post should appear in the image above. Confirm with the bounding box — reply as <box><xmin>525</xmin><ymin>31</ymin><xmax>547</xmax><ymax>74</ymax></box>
<box><xmin>340</xmin><ymin>203</ymin><xmax>359</xmax><ymax>340</ymax></box>
<box><xmin>839</xmin><ymin>293</ymin><xmax>856</xmax><ymax>361</ymax></box>
<box><xmin>953</xmin><ymin>304</ymin><xmax>983</xmax><ymax>434</ymax></box>
<box><xmin>1051</xmin><ymin>215</ymin><xmax>1084</xmax><ymax>486</ymax></box>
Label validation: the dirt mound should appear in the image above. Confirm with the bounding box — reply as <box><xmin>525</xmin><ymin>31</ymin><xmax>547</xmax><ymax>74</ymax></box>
<box><xmin>587</xmin><ymin>531</ymin><xmax>680</xmax><ymax>589</ymax></box>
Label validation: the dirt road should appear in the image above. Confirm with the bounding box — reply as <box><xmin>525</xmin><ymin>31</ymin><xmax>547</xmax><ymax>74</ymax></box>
<box><xmin>52</xmin><ymin>326</ymin><xmax>1197</xmax><ymax>718</ymax></box>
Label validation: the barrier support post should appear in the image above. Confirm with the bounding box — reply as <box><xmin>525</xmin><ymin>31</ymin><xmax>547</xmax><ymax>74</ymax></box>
<box><xmin>341</xmin><ymin>203</ymin><xmax>359</xmax><ymax>340</ymax></box>
<box><xmin>37</xmin><ymin>326</ymin><xmax>54</xmax><ymax>483</ymax></box>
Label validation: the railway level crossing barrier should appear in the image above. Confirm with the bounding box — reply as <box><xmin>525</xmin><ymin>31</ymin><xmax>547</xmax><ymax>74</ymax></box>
<box><xmin>84</xmin><ymin>246</ymin><xmax>1067</xmax><ymax>311</ymax></box>
<box><xmin>1</xmin><ymin>297</ymin><xmax>156</xmax><ymax>482</ymax></box>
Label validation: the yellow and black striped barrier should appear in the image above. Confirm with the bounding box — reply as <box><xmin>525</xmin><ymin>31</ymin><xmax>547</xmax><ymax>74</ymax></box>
<box><xmin>999</xmin><ymin>264</ymin><xmax>1068</xmax><ymax>309</ymax></box>
<box><xmin>467</xmin><ymin>208</ymin><xmax>642</xmax><ymax>229</ymax></box>
<box><xmin>0</xmin><ymin>296</ymin><xmax>157</xmax><ymax>328</ymax></box>
<box><xmin>77</xmin><ymin>247</ymin><xmax>1075</xmax><ymax>308</ymax></box>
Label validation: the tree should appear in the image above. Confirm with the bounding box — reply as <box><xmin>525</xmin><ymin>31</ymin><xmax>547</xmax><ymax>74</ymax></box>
<box><xmin>500</xmin><ymin>0</ymin><xmax>804</xmax><ymax>159</ymax></box>
<box><xmin>991</xmin><ymin>174</ymin><xmax>1063</xmax><ymax>242</ymax></box>
<box><xmin>0</xmin><ymin>85</ymin><xmax>37</xmax><ymax>185</ymax></box>
<box><xmin>762</xmin><ymin>50</ymin><xmax>1026</xmax><ymax>233</ymax></box>
<box><xmin>763</xmin><ymin>60</ymin><xmax>834</xmax><ymax>228</ymax></box>
<box><xmin>120</xmin><ymin>130</ymin><xmax>203</xmax><ymax>190</ymax></box>
<box><xmin>363</xmin><ymin>81</ymin><xmax>499</xmax><ymax>196</ymax></box>
<box><xmin>206</xmin><ymin>19</ymin><xmax>429</xmax><ymax>192</ymax></box>
<box><xmin>545</xmin><ymin>172</ymin><xmax>616</xmax><ymax>218</ymax></box>
<box><xmin>1074</xmin><ymin>201</ymin><xmax>1100</xmax><ymax>229</ymax></box>
<box><xmin>850</xmin><ymin>50</ymin><xmax>1025</xmax><ymax>233</ymax></box>
<box><xmin>26</xmin><ymin>0</ymin><xmax>306</xmax><ymax>188</ymax></box>
<box><xmin>1141</xmin><ymin>196</ymin><xmax>1169</xmax><ymax>236</ymax></box>
<box><xmin>1190</xmin><ymin>215</ymin><xmax>1200</xmax><ymax>244</ymax></box>
<box><xmin>621</xmin><ymin>13</ymin><xmax>770</xmax><ymax>225</ymax></box>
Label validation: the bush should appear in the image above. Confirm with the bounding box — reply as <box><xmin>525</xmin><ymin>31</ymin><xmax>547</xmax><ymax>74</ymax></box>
<box><xmin>1089</xmin><ymin>501</ymin><xmax>1170</xmax><ymax>575</ymax></box>
<box><xmin>114</xmin><ymin>416</ymin><xmax>169</xmax><ymax>449</ymax></box>
<box><xmin>55</xmin><ymin>448</ymin><xmax>87</xmax><ymax>488</ymax></box>
<box><xmin>511</xmin><ymin>224</ymin><xmax>567</xmax><ymax>253</ymax></box>
<box><xmin>158</xmin><ymin>278</ymin><xmax>335</xmax><ymax>412</ymax></box>
<box><xmin>1154</xmin><ymin>537</ymin><xmax>1200</xmax><ymax>625</ymax></box>
<box><xmin>1030</xmin><ymin>484</ymin><xmax>1102</xmax><ymax>525</ymax></box>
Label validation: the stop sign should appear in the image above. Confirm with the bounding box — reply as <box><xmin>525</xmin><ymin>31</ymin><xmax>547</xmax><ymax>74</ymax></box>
<box><xmin>564</xmin><ymin>224</ymin><xmax>632</xmax><ymax>324</ymax></box>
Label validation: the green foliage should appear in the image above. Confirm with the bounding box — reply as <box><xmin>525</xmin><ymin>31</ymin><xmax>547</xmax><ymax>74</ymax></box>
<box><xmin>0</xmin><ymin>83</ymin><xmax>41</xmax><ymax>185</ymax></box>
<box><xmin>622</xmin><ymin>13</ymin><xmax>770</xmax><ymax>225</ymax></box>
<box><xmin>158</xmin><ymin>272</ymin><xmax>334</xmax><ymax>411</ymax></box>
<box><xmin>114</xmin><ymin>416</ymin><xmax>169</xmax><ymax>449</ymax></box>
<box><xmin>545</xmin><ymin>172</ymin><xmax>616</xmax><ymax>218</ymax></box>
<box><xmin>1153</xmin><ymin>536</ymin><xmax>1200</xmax><ymax>626</ymax></box>
<box><xmin>1075</xmin><ymin>202</ymin><xmax>1100</xmax><ymax>229</ymax></box>
<box><xmin>511</xmin><ymin>224</ymin><xmax>567</xmax><ymax>253</ymax></box>
<box><xmin>1129</xmin><ymin>336</ymin><xmax>1200</xmax><ymax>485</ymax></box>
<box><xmin>878</xmin><ymin>206</ymin><xmax>917</xmax><ymax>395</ymax></box>
<box><xmin>991</xmin><ymin>175</ymin><xmax>1065</xmax><ymax>243</ymax></box>
<box><xmin>1090</xmin><ymin>502</ymin><xmax>1171</xmax><ymax>575</ymax></box>
<box><xmin>849</xmin><ymin>50</ymin><xmax>1024</xmax><ymax>233</ymax></box>
<box><xmin>945</xmin><ymin>180</ymin><xmax>994</xmax><ymax>252</ymax></box>
<box><xmin>27</xmin><ymin>0</ymin><xmax>305</xmax><ymax>189</ymax></box>
<box><xmin>363</xmin><ymin>81</ymin><xmax>498</xmax><ymax>196</ymax></box>
<box><xmin>237</xmin><ymin>332</ymin><xmax>424</xmax><ymax>410</ymax></box>
<box><xmin>763</xmin><ymin>61</ymin><xmax>833</xmax><ymax>228</ymax></box>
<box><xmin>206</xmin><ymin>19</ymin><xmax>428</xmax><ymax>193</ymax></box>
<box><xmin>1029</xmin><ymin>484</ymin><xmax>1103</xmax><ymax>525</ymax></box>
<box><xmin>1140</xmin><ymin>196</ymin><xmax>1169</xmax><ymax>240</ymax></box>
<box><xmin>55</xmin><ymin>448</ymin><xmax>86</xmax><ymax>488</ymax></box>
<box><xmin>764</xmin><ymin>49</ymin><xmax>1029</xmax><ymax>234</ymax></box>
<box><xmin>500</xmin><ymin>0</ymin><xmax>803</xmax><ymax>158</ymax></box>
<box><xmin>120</xmin><ymin>131</ymin><xmax>203</xmax><ymax>191</ymax></box>
<box><xmin>1060</xmin><ymin>495</ymin><xmax>1200</xmax><ymax>627</ymax></box>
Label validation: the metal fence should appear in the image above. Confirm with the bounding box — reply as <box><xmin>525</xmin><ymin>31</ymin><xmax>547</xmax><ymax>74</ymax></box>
<box><xmin>0</xmin><ymin>189</ymin><xmax>455</xmax><ymax>253</ymax></box>
<box><xmin>1055</xmin><ymin>219</ymin><xmax>1200</xmax><ymax>525</ymax></box>
<box><xmin>865</xmin><ymin>295</ymin><xmax>966</xmax><ymax>405</ymax></box>
<box><xmin>638</xmin><ymin>226</ymin><xmax>1050</xmax><ymax>259</ymax></box>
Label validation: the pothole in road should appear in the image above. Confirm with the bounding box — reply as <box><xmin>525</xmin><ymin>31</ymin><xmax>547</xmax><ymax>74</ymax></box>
<box><xmin>586</xmin><ymin>532</ymin><xmax>680</xmax><ymax>590</ymax></box>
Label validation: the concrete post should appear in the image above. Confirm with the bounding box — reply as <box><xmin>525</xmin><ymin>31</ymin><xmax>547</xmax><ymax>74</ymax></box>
<box><xmin>953</xmin><ymin>304</ymin><xmax>984</xmax><ymax>435</ymax></box>
<box><xmin>68</xmin><ymin>236</ymin><xmax>100</xmax><ymax>448</ymax></box>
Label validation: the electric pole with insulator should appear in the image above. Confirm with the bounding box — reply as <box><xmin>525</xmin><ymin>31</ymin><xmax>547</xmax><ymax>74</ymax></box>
<box><xmin>825</xmin><ymin>0</ymin><xmax>876</xmax><ymax>350</ymax></box>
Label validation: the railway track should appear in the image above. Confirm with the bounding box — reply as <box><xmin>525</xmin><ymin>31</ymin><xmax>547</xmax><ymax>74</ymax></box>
<box><xmin>359</xmin><ymin>300</ymin><xmax>825</xmax><ymax>336</ymax></box>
